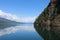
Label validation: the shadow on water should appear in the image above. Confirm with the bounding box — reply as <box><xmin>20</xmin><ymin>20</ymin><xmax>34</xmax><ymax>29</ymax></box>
<box><xmin>34</xmin><ymin>23</ymin><xmax>60</xmax><ymax>40</ymax></box>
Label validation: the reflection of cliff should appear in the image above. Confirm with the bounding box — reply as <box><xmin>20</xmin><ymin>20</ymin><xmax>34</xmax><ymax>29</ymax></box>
<box><xmin>34</xmin><ymin>0</ymin><xmax>60</xmax><ymax>40</ymax></box>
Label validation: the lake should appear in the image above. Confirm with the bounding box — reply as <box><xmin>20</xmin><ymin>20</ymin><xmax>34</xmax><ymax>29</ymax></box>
<box><xmin>0</xmin><ymin>23</ymin><xmax>43</xmax><ymax>40</ymax></box>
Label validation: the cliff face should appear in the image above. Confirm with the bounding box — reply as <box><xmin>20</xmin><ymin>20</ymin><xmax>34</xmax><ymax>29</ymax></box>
<box><xmin>34</xmin><ymin>0</ymin><xmax>60</xmax><ymax>40</ymax></box>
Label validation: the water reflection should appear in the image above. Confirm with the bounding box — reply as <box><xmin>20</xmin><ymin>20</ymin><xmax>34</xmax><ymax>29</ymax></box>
<box><xmin>34</xmin><ymin>23</ymin><xmax>60</xmax><ymax>40</ymax></box>
<box><xmin>0</xmin><ymin>24</ymin><xmax>34</xmax><ymax>36</ymax></box>
<box><xmin>0</xmin><ymin>23</ymin><xmax>43</xmax><ymax>40</ymax></box>
<box><xmin>0</xmin><ymin>22</ymin><xmax>20</xmax><ymax>29</ymax></box>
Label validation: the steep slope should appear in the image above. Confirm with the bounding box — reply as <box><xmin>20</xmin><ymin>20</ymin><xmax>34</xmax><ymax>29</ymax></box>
<box><xmin>34</xmin><ymin>0</ymin><xmax>60</xmax><ymax>40</ymax></box>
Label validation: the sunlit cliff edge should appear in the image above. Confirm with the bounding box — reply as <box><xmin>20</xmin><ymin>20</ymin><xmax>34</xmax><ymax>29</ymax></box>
<box><xmin>34</xmin><ymin>0</ymin><xmax>60</xmax><ymax>40</ymax></box>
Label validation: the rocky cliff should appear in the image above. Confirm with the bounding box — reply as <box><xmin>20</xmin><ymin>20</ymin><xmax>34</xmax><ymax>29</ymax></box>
<box><xmin>34</xmin><ymin>0</ymin><xmax>60</xmax><ymax>40</ymax></box>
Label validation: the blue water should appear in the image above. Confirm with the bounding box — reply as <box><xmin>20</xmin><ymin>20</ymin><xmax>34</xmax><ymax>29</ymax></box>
<box><xmin>0</xmin><ymin>23</ymin><xmax>43</xmax><ymax>40</ymax></box>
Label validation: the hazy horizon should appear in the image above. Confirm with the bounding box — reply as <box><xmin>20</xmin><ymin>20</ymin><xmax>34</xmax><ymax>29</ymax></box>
<box><xmin>0</xmin><ymin>0</ymin><xmax>50</xmax><ymax>23</ymax></box>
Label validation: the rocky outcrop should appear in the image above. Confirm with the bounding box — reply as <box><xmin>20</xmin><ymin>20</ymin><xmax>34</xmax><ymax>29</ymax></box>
<box><xmin>34</xmin><ymin>0</ymin><xmax>60</xmax><ymax>40</ymax></box>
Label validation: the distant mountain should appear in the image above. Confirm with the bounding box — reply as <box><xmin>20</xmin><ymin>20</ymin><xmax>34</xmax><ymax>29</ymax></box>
<box><xmin>0</xmin><ymin>17</ymin><xmax>21</xmax><ymax>29</ymax></box>
<box><xmin>0</xmin><ymin>17</ymin><xmax>17</xmax><ymax>23</ymax></box>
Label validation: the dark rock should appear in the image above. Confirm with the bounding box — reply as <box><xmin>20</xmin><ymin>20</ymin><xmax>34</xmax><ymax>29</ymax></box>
<box><xmin>34</xmin><ymin>0</ymin><xmax>60</xmax><ymax>40</ymax></box>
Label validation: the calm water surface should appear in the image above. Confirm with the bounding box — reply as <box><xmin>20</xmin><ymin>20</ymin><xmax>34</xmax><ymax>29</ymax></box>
<box><xmin>0</xmin><ymin>23</ymin><xmax>43</xmax><ymax>40</ymax></box>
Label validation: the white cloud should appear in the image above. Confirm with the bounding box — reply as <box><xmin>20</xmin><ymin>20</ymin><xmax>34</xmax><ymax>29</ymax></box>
<box><xmin>0</xmin><ymin>25</ymin><xmax>35</xmax><ymax>36</ymax></box>
<box><xmin>19</xmin><ymin>17</ymin><xmax>36</xmax><ymax>22</ymax></box>
<box><xmin>0</xmin><ymin>10</ymin><xmax>20</xmax><ymax>22</ymax></box>
<box><xmin>0</xmin><ymin>10</ymin><xmax>36</xmax><ymax>22</ymax></box>
<box><xmin>0</xmin><ymin>10</ymin><xmax>36</xmax><ymax>36</ymax></box>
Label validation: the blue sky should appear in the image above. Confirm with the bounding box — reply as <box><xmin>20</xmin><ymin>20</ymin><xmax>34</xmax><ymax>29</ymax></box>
<box><xmin>0</xmin><ymin>0</ymin><xmax>50</xmax><ymax>22</ymax></box>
